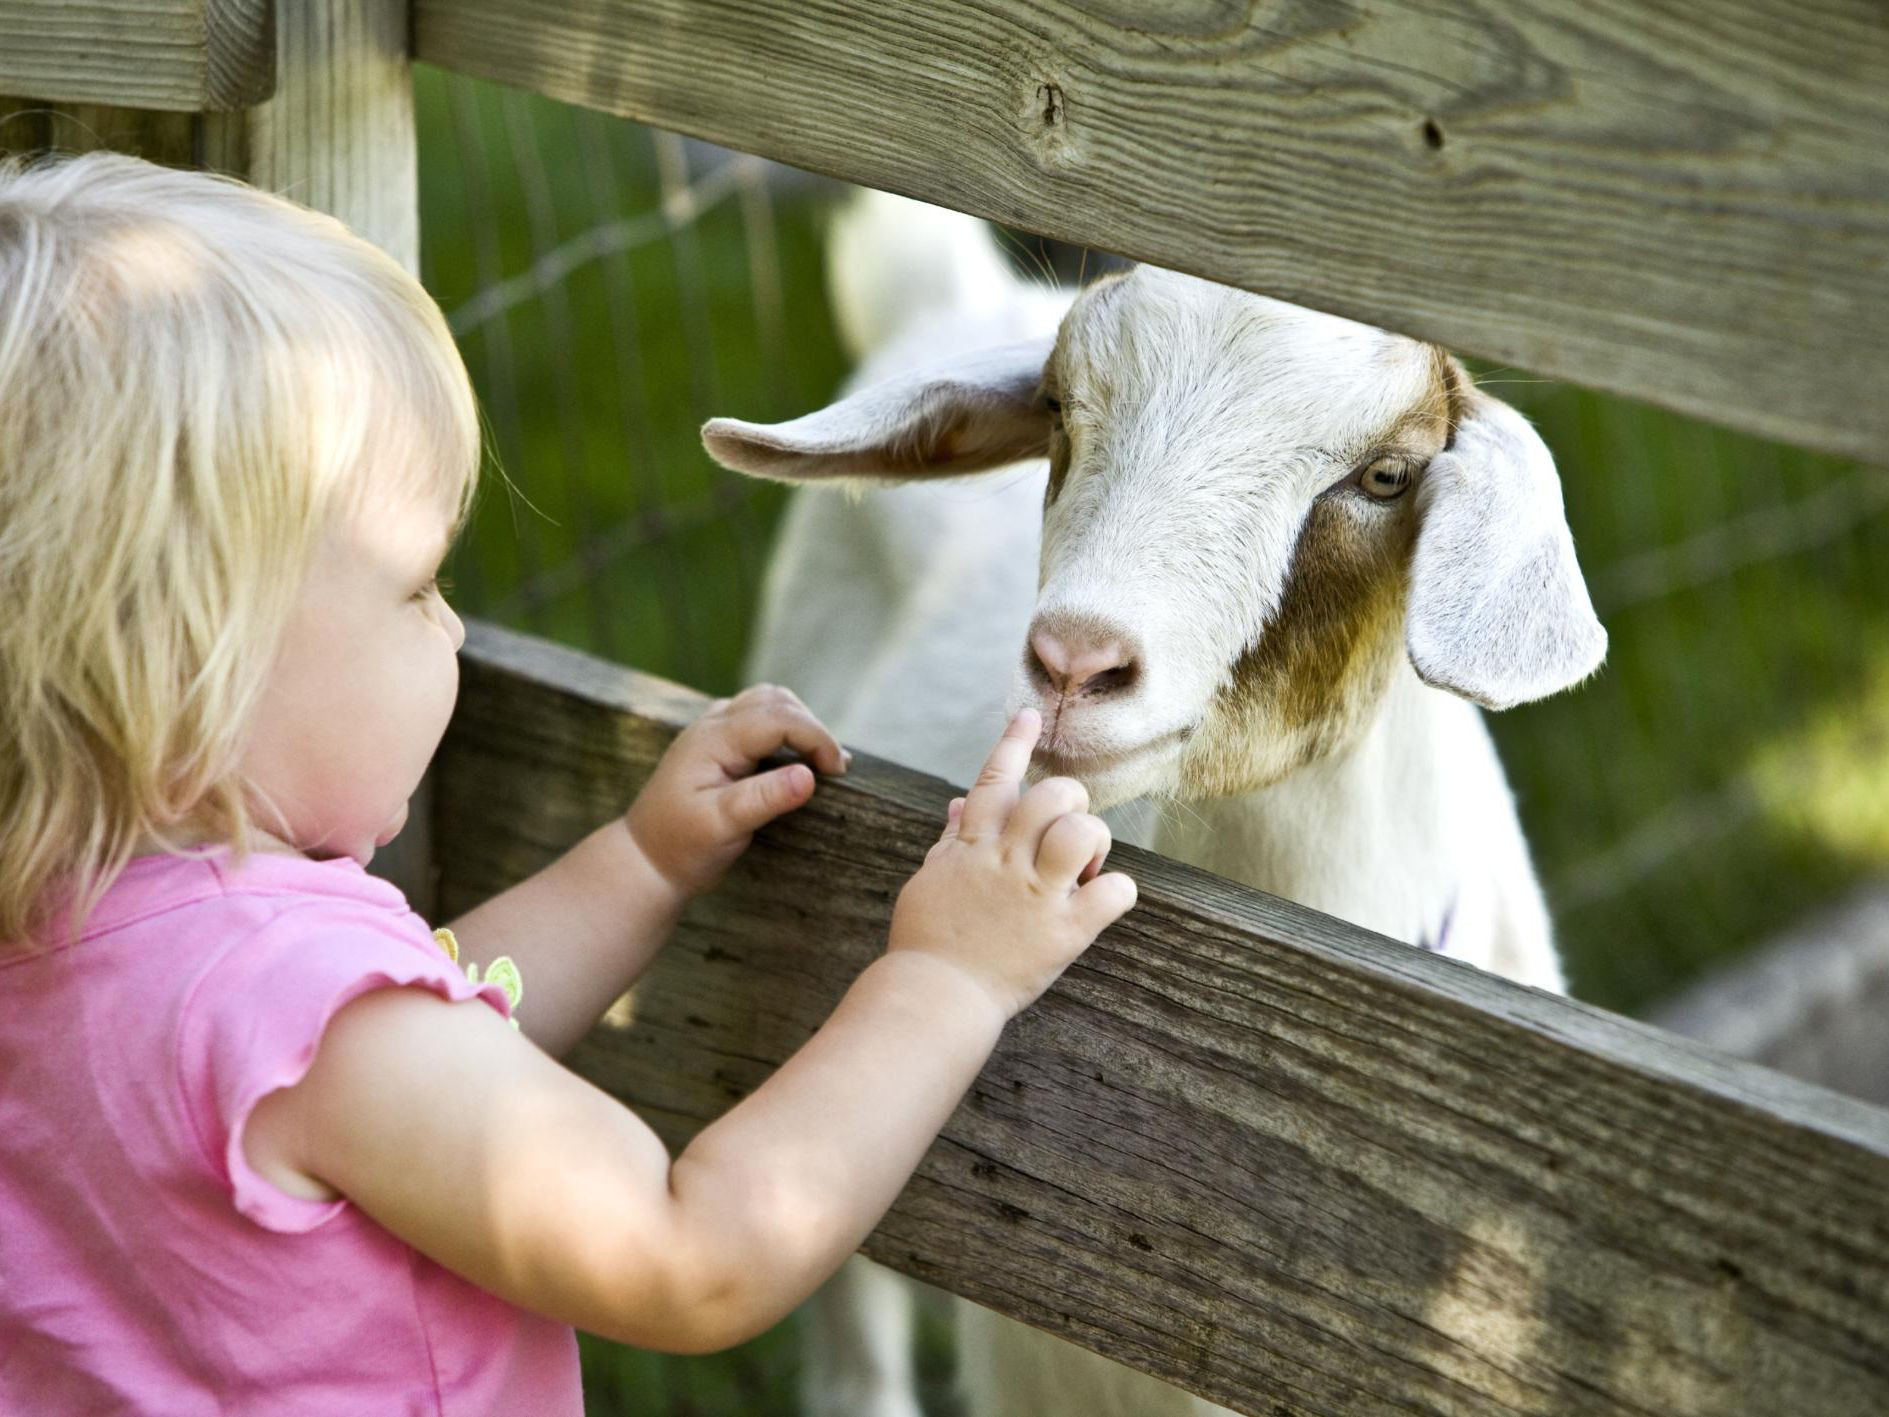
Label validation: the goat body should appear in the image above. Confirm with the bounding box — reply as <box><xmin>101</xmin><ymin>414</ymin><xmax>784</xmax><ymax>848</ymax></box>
<box><xmin>724</xmin><ymin>192</ymin><xmax>1597</xmax><ymax>1415</ymax></box>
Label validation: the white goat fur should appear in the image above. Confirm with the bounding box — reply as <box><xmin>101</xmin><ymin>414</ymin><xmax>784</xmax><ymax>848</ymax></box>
<box><xmin>721</xmin><ymin>192</ymin><xmax>1603</xmax><ymax>1416</ymax></box>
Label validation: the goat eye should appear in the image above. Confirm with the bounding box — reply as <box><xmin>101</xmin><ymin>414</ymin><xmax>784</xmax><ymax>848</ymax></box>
<box><xmin>1043</xmin><ymin>395</ymin><xmax>1063</xmax><ymax>418</ymax></box>
<box><xmin>1361</xmin><ymin>458</ymin><xmax>1413</xmax><ymax>500</ymax></box>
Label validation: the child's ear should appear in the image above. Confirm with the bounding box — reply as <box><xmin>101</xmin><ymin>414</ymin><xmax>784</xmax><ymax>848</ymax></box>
<box><xmin>701</xmin><ymin>337</ymin><xmax>1054</xmax><ymax>483</ymax></box>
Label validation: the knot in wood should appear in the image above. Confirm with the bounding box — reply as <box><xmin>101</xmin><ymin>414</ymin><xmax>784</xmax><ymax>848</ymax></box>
<box><xmin>1020</xmin><ymin>73</ymin><xmax>1081</xmax><ymax>170</ymax></box>
<box><xmin>1039</xmin><ymin>81</ymin><xmax>1066</xmax><ymax>128</ymax></box>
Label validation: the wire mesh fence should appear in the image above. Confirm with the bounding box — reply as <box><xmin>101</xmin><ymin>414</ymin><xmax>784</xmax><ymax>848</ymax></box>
<box><xmin>421</xmin><ymin>72</ymin><xmax>849</xmax><ymax>694</ymax></box>
<box><xmin>415</xmin><ymin>65</ymin><xmax>1889</xmax><ymax>1413</ymax></box>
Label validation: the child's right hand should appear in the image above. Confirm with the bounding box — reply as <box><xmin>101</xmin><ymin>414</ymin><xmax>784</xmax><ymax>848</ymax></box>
<box><xmin>888</xmin><ymin>709</ymin><xmax>1137</xmax><ymax>1019</ymax></box>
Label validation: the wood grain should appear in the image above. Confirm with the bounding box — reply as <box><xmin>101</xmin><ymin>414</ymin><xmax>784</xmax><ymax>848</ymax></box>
<box><xmin>434</xmin><ymin>620</ymin><xmax>1889</xmax><ymax>1417</ymax></box>
<box><xmin>4</xmin><ymin>2</ymin><xmax>414</xmax><ymax>272</ymax></box>
<box><xmin>416</xmin><ymin>0</ymin><xmax>1889</xmax><ymax>464</ymax></box>
<box><xmin>202</xmin><ymin>0</ymin><xmax>418</xmax><ymax>274</ymax></box>
<box><xmin>0</xmin><ymin>0</ymin><xmax>273</xmax><ymax>110</ymax></box>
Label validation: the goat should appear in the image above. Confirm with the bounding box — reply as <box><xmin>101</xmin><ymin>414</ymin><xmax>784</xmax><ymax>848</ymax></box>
<box><xmin>706</xmin><ymin>190</ymin><xmax>1605</xmax><ymax>1417</ymax></box>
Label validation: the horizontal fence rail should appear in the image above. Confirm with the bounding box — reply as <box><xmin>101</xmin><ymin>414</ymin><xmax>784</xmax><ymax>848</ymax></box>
<box><xmin>435</xmin><ymin>622</ymin><xmax>1889</xmax><ymax>1417</ymax></box>
<box><xmin>0</xmin><ymin>0</ymin><xmax>273</xmax><ymax>111</ymax></box>
<box><xmin>415</xmin><ymin>0</ymin><xmax>1889</xmax><ymax>465</ymax></box>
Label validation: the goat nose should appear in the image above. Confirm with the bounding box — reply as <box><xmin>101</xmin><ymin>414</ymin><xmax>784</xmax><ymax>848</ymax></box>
<box><xmin>1030</xmin><ymin>623</ymin><xmax>1140</xmax><ymax>699</ymax></box>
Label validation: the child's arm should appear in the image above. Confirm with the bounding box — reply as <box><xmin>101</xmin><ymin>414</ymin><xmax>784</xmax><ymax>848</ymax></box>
<box><xmin>437</xmin><ymin>685</ymin><xmax>847</xmax><ymax>1057</ymax></box>
<box><xmin>245</xmin><ymin>712</ymin><xmax>1135</xmax><ymax>1354</ymax></box>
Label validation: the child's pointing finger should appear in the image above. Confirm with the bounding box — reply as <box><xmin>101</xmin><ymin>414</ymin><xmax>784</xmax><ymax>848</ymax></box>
<box><xmin>957</xmin><ymin>709</ymin><xmax>1040</xmax><ymax>841</ymax></box>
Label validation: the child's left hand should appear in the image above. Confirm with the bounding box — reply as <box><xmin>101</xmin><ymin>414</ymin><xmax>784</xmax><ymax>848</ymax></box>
<box><xmin>626</xmin><ymin>684</ymin><xmax>848</xmax><ymax>899</ymax></box>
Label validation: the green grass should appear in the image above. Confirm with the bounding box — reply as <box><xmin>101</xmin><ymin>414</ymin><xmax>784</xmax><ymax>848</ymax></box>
<box><xmin>414</xmin><ymin>66</ymin><xmax>1889</xmax><ymax>1412</ymax></box>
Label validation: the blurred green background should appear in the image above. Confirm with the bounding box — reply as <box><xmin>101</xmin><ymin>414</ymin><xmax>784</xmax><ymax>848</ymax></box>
<box><xmin>414</xmin><ymin>66</ymin><xmax>1889</xmax><ymax>1414</ymax></box>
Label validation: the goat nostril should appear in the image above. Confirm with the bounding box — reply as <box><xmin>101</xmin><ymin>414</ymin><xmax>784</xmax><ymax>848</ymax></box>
<box><xmin>1030</xmin><ymin>625</ymin><xmax>1139</xmax><ymax>699</ymax></box>
<box><xmin>1082</xmin><ymin>660</ymin><xmax>1139</xmax><ymax>698</ymax></box>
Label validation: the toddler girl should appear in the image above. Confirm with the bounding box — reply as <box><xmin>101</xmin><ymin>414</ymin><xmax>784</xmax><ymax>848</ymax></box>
<box><xmin>0</xmin><ymin>152</ymin><xmax>1136</xmax><ymax>1413</ymax></box>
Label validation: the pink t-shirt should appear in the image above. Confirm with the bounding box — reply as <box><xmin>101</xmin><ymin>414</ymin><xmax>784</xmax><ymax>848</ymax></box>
<box><xmin>0</xmin><ymin>847</ymin><xmax>582</xmax><ymax>1414</ymax></box>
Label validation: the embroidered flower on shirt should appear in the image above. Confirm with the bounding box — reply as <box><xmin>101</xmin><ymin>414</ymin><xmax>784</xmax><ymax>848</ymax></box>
<box><xmin>432</xmin><ymin>927</ymin><xmax>523</xmax><ymax>1030</ymax></box>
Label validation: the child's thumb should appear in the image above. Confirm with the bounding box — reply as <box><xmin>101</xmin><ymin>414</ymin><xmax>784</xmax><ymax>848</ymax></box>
<box><xmin>724</xmin><ymin>762</ymin><xmax>816</xmax><ymax>834</ymax></box>
<box><xmin>1073</xmin><ymin>870</ymin><xmax>1137</xmax><ymax>937</ymax></box>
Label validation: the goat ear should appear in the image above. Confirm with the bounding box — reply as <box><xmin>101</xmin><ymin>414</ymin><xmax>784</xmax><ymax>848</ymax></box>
<box><xmin>701</xmin><ymin>338</ymin><xmax>1053</xmax><ymax>483</ymax></box>
<box><xmin>1405</xmin><ymin>385</ymin><xmax>1606</xmax><ymax>710</ymax></box>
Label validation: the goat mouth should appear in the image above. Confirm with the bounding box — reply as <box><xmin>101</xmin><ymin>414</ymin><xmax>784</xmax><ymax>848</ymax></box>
<box><xmin>1032</xmin><ymin>728</ymin><xmax>1188</xmax><ymax>782</ymax></box>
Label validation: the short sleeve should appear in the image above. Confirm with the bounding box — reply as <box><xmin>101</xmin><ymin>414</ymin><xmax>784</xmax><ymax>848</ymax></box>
<box><xmin>176</xmin><ymin>899</ymin><xmax>514</xmax><ymax>1234</ymax></box>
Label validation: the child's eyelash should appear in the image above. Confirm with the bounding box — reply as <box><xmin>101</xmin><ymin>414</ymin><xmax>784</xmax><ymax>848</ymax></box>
<box><xmin>414</xmin><ymin>575</ymin><xmax>453</xmax><ymax>601</ymax></box>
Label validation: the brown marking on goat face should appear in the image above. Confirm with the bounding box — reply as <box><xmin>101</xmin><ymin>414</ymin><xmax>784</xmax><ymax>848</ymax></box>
<box><xmin>1044</xmin><ymin>423</ymin><xmax>1072</xmax><ymax>505</ymax></box>
<box><xmin>1181</xmin><ymin>499</ymin><xmax>1415</xmax><ymax>797</ymax></box>
<box><xmin>1177</xmin><ymin>345</ymin><xmax>1458</xmax><ymax>798</ymax></box>
<box><xmin>1370</xmin><ymin>344</ymin><xmax>1458</xmax><ymax>463</ymax></box>
<box><xmin>1436</xmin><ymin>348</ymin><xmax>1472</xmax><ymax>443</ymax></box>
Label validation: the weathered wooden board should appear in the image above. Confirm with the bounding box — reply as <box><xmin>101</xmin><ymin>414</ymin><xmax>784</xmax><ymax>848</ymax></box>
<box><xmin>200</xmin><ymin>0</ymin><xmax>418</xmax><ymax>275</ymax></box>
<box><xmin>4</xmin><ymin>0</ymin><xmax>414</xmax><ymax>279</ymax></box>
<box><xmin>0</xmin><ymin>0</ymin><xmax>273</xmax><ymax>111</ymax></box>
<box><xmin>415</xmin><ymin>0</ymin><xmax>1889</xmax><ymax>464</ymax></box>
<box><xmin>435</xmin><ymin>620</ymin><xmax>1889</xmax><ymax>1417</ymax></box>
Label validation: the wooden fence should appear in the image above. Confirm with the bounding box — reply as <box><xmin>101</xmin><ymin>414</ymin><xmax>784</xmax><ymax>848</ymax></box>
<box><xmin>412</xmin><ymin>0</ymin><xmax>1889</xmax><ymax>462</ymax></box>
<box><xmin>5</xmin><ymin>3</ymin><xmax>1888</xmax><ymax>1413</ymax></box>
<box><xmin>437</xmin><ymin>624</ymin><xmax>1889</xmax><ymax>1416</ymax></box>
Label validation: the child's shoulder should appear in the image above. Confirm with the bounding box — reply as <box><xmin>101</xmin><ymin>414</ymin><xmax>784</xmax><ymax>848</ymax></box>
<box><xmin>83</xmin><ymin>846</ymin><xmax>432</xmax><ymax>968</ymax></box>
<box><xmin>141</xmin><ymin>850</ymin><xmax>494</xmax><ymax>1037</ymax></box>
<box><xmin>126</xmin><ymin>844</ymin><xmax>414</xmax><ymax>920</ymax></box>
<box><xmin>4</xmin><ymin>846</ymin><xmax>416</xmax><ymax>980</ymax></box>
<box><xmin>9</xmin><ymin>845</ymin><xmax>458</xmax><ymax>1030</ymax></box>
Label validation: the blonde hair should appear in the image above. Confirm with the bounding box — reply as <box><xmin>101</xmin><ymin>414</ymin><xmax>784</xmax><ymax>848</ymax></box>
<box><xmin>0</xmin><ymin>151</ymin><xmax>481</xmax><ymax>949</ymax></box>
